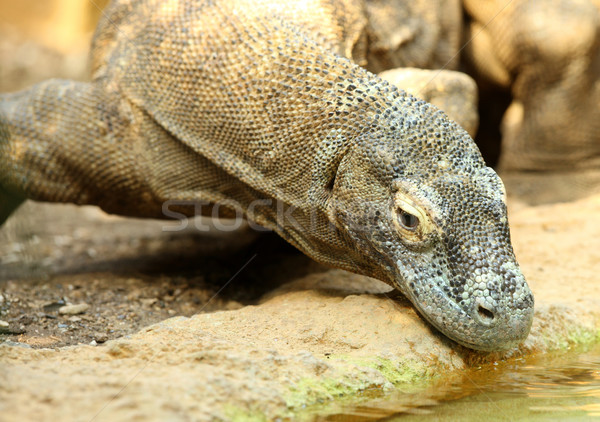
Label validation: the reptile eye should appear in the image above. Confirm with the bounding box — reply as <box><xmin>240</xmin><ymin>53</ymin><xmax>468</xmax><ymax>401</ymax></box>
<box><xmin>397</xmin><ymin>208</ymin><xmax>419</xmax><ymax>230</ymax></box>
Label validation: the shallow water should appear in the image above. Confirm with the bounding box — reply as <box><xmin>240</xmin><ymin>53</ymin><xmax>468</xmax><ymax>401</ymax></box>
<box><xmin>312</xmin><ymin>344</ymin><xmax>600</xmax><ymax>421</ymax></box>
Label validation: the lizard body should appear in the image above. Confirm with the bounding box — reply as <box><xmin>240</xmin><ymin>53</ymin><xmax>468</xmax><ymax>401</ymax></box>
<box><xmin>0</xmin><ymin>0</ymin><xmax>533</xmax><ymax>351</ymax></box>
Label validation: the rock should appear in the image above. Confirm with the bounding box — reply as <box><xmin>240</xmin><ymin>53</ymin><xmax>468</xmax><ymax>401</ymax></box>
<box><xmin>43</xmin><ymin>300</ymin><xmax>66</xmax><ymax>312</ymax></box>
<box><xmin>140</xmin><ymin>298</ymin><xmax>158</xmax><ymax>308</ymax></box>
<box><xmin>0</xmin><ymin>191</ymin><xmax>598</xmax><ymax>422</ymax></box>
<box><xmin>0</xmin><ymin>341</ymin><xmax>31</xmax><ymax>349</ymax></box>
<box><xmin>93</xmin><ymin>332</ymin><xmax>108</xmax><ymax>343</ymax></box>
<box><xmin>0</xmin><ymin>321</ymin><xmax>23</xmax><ymax>335</ymax></box>
<box><xmin>58</xmin><ymin>303</ymin><xmax>89</xmax><ymax>315</ymax></box>
<box><xmin>17</xmin><ymin>315</ymin><xmax>34</xmax><ymax>325</ymax></box>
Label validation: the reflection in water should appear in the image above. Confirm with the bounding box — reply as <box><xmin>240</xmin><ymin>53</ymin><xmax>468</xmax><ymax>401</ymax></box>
<box><xmin>312</xmin><ymin>344</ymin><xmax>600</xmax><ymax>421</ymax></box>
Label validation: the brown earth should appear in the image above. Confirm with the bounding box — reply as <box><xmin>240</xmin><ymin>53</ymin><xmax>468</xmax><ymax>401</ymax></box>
<box><xmin>0</xmin><ymin>202</ymin><xmax>326</xmax><ymax>348</ymax></box>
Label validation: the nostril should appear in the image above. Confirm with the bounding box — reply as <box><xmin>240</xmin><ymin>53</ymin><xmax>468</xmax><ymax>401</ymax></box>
<box><xmin>477</xmin><ymin>304</ymin><xmax>495</xmax><ymax>322</ymax></box>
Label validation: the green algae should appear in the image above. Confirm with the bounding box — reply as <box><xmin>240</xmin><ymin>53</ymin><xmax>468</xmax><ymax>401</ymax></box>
<box><xmin>285</xmin><ymin>376</ymin><xmax>366</xmax><ymax>409</ymax></box>
<box><xmin>284</xmin><ymin>355</ymin><xmax>436</xmax><ymax>411</ymax></box>
<box><xmin>565</xmin><ymin>327</ymin><xmax>600</xmax><ymax>347</ymax></box>
<box><xmin>344</xmin><ymin>356</ymin><xmax>435</xmax><ymax>385</ymax></box>
<box><xmin>539</xmin><ymin>320</ymin><xmax>600</xmax><ymax>352</ymax></box>
<box><xmin>223</xmin><ymin>404</ymin><xmax>269</xmax><ymax>422</ymax></box>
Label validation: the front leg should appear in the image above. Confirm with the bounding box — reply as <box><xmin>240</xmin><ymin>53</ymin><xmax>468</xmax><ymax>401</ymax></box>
<box><xmin>0</xmin><ymin>79</ymin><xmax>172</xmax><ymax>222</ymax></box>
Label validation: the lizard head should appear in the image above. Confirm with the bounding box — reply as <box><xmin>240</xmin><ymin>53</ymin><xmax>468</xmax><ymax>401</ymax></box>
<box><xmin>327</xmin><ymin>96</ymin><xmax>534</xmax><ymax>351</ymax></box>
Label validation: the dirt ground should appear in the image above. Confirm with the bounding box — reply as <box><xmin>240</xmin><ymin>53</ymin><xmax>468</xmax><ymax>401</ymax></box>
<box><xmin>0</xmin><ymin>202</ymin><xmax>328</xmax><ymax>348</ymax></box>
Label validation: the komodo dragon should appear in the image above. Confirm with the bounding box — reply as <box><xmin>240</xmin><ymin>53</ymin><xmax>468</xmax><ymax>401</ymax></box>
<box><xmin>0</xmin><ymin>0</ymin><xmax>534</xmax><ymax>351</ymax></box>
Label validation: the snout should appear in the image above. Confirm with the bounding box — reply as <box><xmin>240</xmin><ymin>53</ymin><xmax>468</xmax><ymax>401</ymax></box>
<box><xmin>463</xmin><ymin>291</ymin><xmax>534</xmax><ymax>351</ymax></box>
<box><xmin>405</xmin><ymin>277</ymin><xmax>535</xmax><ymax>352</ymax></box>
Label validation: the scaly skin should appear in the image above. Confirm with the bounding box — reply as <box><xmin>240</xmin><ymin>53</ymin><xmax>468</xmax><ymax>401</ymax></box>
<box><xmin>0</xmin><ymin>0</ymin><xmax>534</xmax><ymax>351</ymax></box>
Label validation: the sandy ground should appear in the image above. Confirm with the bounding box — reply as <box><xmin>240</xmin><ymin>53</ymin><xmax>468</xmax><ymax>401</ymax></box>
<box><xmin>0</xmin><ymin>191</ymin><xmax>599</xmax><ymax>421</ymax></box>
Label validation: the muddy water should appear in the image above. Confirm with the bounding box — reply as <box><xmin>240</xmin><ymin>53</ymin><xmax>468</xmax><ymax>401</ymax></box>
<box><xmin>313</xmin><ymin>344</ymin><xmax>600</xmax><ymax>421</ymax></box>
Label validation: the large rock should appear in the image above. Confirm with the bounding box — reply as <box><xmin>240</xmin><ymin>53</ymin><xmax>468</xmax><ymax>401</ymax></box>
<box><xmin>1</xmin><ymin>194</ymin><xmax>599</xmax><ymax>421</ymax></box>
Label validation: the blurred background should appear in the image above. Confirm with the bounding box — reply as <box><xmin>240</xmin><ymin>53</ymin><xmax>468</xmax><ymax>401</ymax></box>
<box><xmin>0</xmin><ymin>0</ymin><xmax>108</xmax><ymax>92</ymax></box>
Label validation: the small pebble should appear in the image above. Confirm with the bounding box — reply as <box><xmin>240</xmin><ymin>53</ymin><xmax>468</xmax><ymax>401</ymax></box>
<box><xmin>94</xmin><ymin>332</ymin><xmax>108</xmax><ymax>343</ymax></box>
<box><xmin>18</xmin><ymin>315</ymin><xmax>34</xmax><ymax>325</ymax></box>
<box><xmin>2</xmin><ymin>341</ymin><xmax>31</xmax><ymax>348</ymax></box>
<box><xmin>0</xmin><ymin>294</ymin><xmax>4</xmax><ymax>304</ymax></box>
<box><xmin>0</xmin><ymin>321</ymin><xmax>23</xmax><ymax>334</ymax></box>
<box><xmin>43</xmin><ymin>300</ymin><xmax>66</xmax><ymax>312</ymax></box>
<box><xmin>58</xmin><ymin>303</ymin><xmax>90</xmax><ymax>315</ymax></box>
<box><xmin>140</xmin><ymin>298</ymin><xmax>158</xmax><ymax>307</ymax></box>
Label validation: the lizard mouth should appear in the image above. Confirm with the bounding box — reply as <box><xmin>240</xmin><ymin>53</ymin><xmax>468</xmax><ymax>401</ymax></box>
<box><xmin>405</xmin><ymin>283</ymin><xmax>532</xmax><ymax>352</ymax></box>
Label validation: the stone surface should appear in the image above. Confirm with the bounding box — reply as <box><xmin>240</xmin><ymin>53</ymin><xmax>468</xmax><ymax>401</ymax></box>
<box><xmin>58</xmin><ymin>303</ymin><xmax>90</xmax><ymax>315</ymax></box>
<box><xmin>0</xmin><ymin>193</ymin><xmax>599</xmax><ymax>421</ymax></box>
